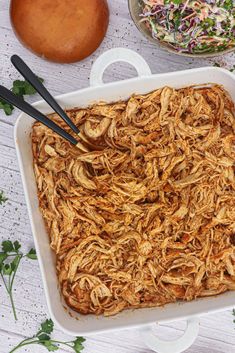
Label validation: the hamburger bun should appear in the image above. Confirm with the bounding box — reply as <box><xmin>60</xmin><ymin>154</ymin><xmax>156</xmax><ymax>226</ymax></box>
<box><xmin>10</xmin><ymin>0</ymin><xmax>109</xmax><ymax>63</ymax></box>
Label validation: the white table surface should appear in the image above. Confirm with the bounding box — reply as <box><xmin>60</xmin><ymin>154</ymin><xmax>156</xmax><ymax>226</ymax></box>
<box><xmin>0</xmin><ymin>1</ymin><xmax>235</xmax><ymax>352</ymax></box>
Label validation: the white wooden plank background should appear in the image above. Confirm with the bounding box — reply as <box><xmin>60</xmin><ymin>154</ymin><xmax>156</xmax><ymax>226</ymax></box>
<box><xmin>0</xmin><ymin>0</ymin><xmax>235</xmax><ymax>352</ymax></box>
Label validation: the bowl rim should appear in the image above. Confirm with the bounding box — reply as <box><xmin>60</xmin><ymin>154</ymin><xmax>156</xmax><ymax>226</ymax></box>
<box><xmin>128</xmin><ymin>0</ymin><xmax>235</xmax><ymax>58</ymax></box>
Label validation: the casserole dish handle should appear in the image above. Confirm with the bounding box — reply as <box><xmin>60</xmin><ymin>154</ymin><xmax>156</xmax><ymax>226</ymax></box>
<box><xmin>90</xmin><ymin>48</ymin><xmax>151</xmax><ymax>87</ymax></box>
<box><xmin>141</xmin><ymin>317</ymin><xmax>199</xmax><ymax>353</ymax></box>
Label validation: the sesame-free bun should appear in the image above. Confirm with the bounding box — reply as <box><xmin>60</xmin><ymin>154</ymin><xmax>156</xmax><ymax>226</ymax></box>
<box><xmin>10</xmin><ymin>0</ymin><xmax>109</xmax><ymax>63</ymax></box>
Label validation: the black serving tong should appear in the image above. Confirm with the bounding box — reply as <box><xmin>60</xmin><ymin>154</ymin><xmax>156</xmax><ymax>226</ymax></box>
<box><xmin>11</xmin><ymin>55</ymin><xmax>80</xmax><ymax>135</ymax></box>
<box><xmin>0</xmin><ymin>55</ymin><xmax>88</xmax><ymax>151</ymax></box>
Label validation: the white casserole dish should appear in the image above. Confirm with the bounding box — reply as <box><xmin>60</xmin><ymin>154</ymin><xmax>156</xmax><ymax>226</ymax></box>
<box><xmin>14</xmin><ymin>48</ymin><xmax>235</xmax><ymax>353</ymax></box>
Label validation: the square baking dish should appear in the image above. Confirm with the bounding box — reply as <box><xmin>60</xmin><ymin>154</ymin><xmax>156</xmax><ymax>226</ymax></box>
<box><xmin>14</xmin><ymin>48</ymin><xmax>235</xmax><ymax>341</ymax></box>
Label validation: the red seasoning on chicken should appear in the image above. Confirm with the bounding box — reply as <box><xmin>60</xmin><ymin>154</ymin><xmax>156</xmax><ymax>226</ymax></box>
<box><xmin>32</xmin><ymin>84</ymin><xmax>235</xmax><ymax>316</ymax></box>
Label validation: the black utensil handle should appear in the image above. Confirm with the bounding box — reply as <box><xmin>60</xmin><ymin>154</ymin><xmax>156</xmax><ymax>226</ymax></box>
<box><xmin>11</xmin><ymin>54</ymin><xmax>80</xmax><ymax>135</ymax></box>
<box><xmin>0</xmin><ymin>85</ymin><xmax>77</xmax><ymax>146</ymax></box>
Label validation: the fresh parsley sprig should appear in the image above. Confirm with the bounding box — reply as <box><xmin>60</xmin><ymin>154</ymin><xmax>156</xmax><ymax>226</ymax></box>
<box><xmin>0</xmin><ymin>190</ymin><xmax>8</xmax><ymax>205</ymax></box>
<box><xmin>0</xmin><ymin>77</ymin><xmax>44</xmax><ymax>116</ymax></box>
<box><xmin>0</xmin><ymin>240</ymin><xmax>37</xmax><ymax>320</ymax></box>
<box><xmin>9</xmin><ymin>319</ymin><xmax>85</xmax><ymax>353</ymax></box>
<box><xmin>0</xmin><ymin>99</ymin><xmax>14</xmax><ymax>115</ymax></box>
<box><xmin>12</xmin><ymin>77</ymin><xmax>44</xmax><ymax>96</ymax></box>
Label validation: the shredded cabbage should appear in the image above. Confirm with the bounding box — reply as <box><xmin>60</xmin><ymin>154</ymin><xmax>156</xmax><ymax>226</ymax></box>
<box><xmin>140</xmin><ymin>0</ymin><xmax>235</xmax><ymax>53</ymax></box>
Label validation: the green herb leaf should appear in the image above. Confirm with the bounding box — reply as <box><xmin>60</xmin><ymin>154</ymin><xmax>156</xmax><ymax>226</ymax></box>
<box><xmin>2</xmin><ymin>240</ymin><xmax>14</xmax><ymax>253</ymax></box>
<box><xmin>10</xmin><ymin>255</ymin><xmax>21</xmax><ymax>272</ymax></box>
<box><xmin>0</xmin><ymin>99</ymin><xmax>14</xmax><ymax>115</ymax></box>
<box><xmin>12</xmin><ymin>80</ymin><xmax>34</xmax><ymax>96</ymax></box>
<box><xmin>13</xmin><ymin>241</ymin><xmax>21</xmax><ymax>252</ymax></box>
<box><xmin>0</xmin><ymin>190</ymin><xmax>8</xmax><ymax>205</ymax></box>
<box><xmin>73</xmin><ymin>337</ymin><xmax>85</xmax><ymax>353</ymax></box>
<box><xmin>12</xmin><ymin>77</ymin><xmax>44</xmax><ymax>96</ymax></box>
<box><xmin>40</xmin><ymin>341</ymin><xmax>59</xmax><ymax>352</ymax></box>
<box><xmin>26</xmin><ymin>248</ymin><xmax>37</xmax><ymax>260</ymax></box>
<box><xmin>0</xmin><ymin>252</ymin><xmax>7</xmax><ymax>261</ymax></box>
<box><xmin>1</xmin><ymin>77</ymin><xmax>44</xmax><ymax>116</ymax></box>
<box><xmin>223</xmin><ymin>0</ymin><xmax>233</xmax><ymax>10</ymax></box>
<box><xmin>40</xmin><ymin>319</ymin><xmax>54</xmax><ymax>334</ymax></box>
<box><xmin>0</xmin><ymin>253</ymin><xmax>7</xmax><ymax>265</ymax></box>
<box><xmin>3</xmin><ymin>263</ymin><xmax>13</xmax><ymax>275</ymax></box>
<box><xmin>37</xmin><ymin>333</ymin><xmax>51</xmax><ymax>341</ymax></box>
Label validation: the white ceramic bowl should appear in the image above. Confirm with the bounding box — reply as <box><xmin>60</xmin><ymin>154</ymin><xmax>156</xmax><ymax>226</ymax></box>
<box><xmin>14</xmin><ymin>48</ymin><xmax>235</xmax><ymax>353</ymax></box>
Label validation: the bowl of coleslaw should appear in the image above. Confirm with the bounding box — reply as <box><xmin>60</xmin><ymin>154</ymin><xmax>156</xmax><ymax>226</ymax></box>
<box><xmin>129</xmin><ymin>0</ymin><xmax>235</xmax><ymax>57</ymax></box>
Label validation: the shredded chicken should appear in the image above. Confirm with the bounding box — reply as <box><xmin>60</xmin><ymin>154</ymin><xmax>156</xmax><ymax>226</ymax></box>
<box><xmin>32</xmin><ymin>84</ymin><xmax>235</xmax><ymax>316</ymax></box>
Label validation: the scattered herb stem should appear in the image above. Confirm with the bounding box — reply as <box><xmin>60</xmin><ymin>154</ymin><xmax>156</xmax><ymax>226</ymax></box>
<box><xmin>10</xmin><ymin>340</ymin><xmax>78</xmax><ymax>352</ymax></box>
<box><xmin>0</xmin><ymin>241</ymin><xmax>37</xmax><ymax>320</ymax></box>
<box><xmin>9</xmin><ymin>254</ymin><xmax>21</xmax><ymax>320</ymax></box>
<box><xmin>9</xmin><ymin>319</ymin><xmax>85</xmax><ymax>353</ymax></box>
<box><xmin>0</xmin><ymin>258</ymin><xmax>18</xmax><ymax>320</ymax></box>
